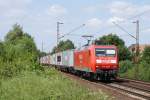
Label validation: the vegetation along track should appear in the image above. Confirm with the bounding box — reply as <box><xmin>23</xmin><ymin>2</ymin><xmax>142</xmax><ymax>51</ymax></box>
<box><xmin>58</xmin><ymin>69</ymin><xmax>150</xmax><ymax>100</ymax></box>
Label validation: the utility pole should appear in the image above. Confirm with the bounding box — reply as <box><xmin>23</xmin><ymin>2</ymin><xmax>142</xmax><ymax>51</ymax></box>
<box><xmin>112</xmin><ymin>21</ymin><xmax>140</xmax><ymax>63</ymax></box>
<box><xmin>57</xmin><ymin>22</ymin><xmax>63</xmax><ymax>45</ymax></box>
<box><xmin>133</xmin><ymin>20</ymin><xmax>139</xmax><ymax>63</ymax></box>
<box><xmin>133</xmin><ymin>20</ymin><xmax>139</xmax><ymax>78</ymax></box>
<box><xmin>56</xmin><ymin>22</ymin><xmax>63</xmax><ymax>52</ymax></box>
<box><xmin>42</xmin><ymin>41</ymin><xmax>43</xmax><ymax>53</ymax></box>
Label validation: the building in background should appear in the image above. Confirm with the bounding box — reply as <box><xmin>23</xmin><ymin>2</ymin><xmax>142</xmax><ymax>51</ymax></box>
<box><xmin>128</xmin><ymin>44</ymin><xmax>150</xmax><ymax>54</ymax></box>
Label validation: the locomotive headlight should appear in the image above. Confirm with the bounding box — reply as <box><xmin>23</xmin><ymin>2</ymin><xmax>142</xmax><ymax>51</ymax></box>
<box><xmin>96</xmin><ymin>66</ymin><xmax>99</xmax><ymax>68</ymax></box>
<box><xmin>111</xmin><ymin>60</ymin><xmax>116</xmax><ymax>63</ymax></box>
<box><xmin>96</xmin><ymin>60</ymin><xmax>102</xmax><ymax>63</ymax></box>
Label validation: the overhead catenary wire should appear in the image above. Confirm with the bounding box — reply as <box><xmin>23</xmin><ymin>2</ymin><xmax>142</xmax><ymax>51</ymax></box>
<box><xmin>93</xmin><ymin>9</ymin><xmax>150</xmax><ymax>37</ymax></box>
<box><xmin>58</xmin><ymin>24</ymin><xmax>85</xmax><ymax>39</ymax></box>
<box><xmin>112</xmin><ymin>22</ymin><xmax>136</xmax><ymax>39</ymax></box>
<box><xmin>42</xmin><ymin>24</ymin><xmax>86</xmax><ymax>52</ymax></box>
<box><xmin>88</xmin><ymin>9</ymin><xmax>150</xmax><ymax>38</ymax></box>
<box><xmin>127</xmin><ymin>9</ymin><xmax>150</xmax><ymax>20</ymax></box>
<box><xmin>42</xmin><ymin>8</ymin><xmax>150</xmax><ymax>52</ymax></box>
<box><xmin>114</xmin><ymin>9</ymin><xmax>150</xmax><ymax>24</ymax></box>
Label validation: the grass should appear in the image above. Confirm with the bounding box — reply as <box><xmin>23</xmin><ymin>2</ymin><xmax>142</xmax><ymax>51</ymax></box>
<box><xmin>0</xmin><ymin>68</ymin><xmax>112</xmax><ymax>100</ymax></box>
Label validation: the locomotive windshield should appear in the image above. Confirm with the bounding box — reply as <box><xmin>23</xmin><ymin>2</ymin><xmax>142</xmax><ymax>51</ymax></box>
<box><xmin>95</xmin><ymin>48</ymin><xmax>116</xmax><ymax>57</ymax></box>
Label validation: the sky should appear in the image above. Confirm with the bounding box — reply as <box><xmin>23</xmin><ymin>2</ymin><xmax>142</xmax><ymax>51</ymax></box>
<box><xmin>0</xmin><ymin>0</ymin><xmax>150</xmax><ymax>52</ymax></box>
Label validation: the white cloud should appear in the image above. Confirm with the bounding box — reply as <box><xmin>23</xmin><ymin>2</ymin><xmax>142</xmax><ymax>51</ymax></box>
<box><xmin>0</xmin><ymin>0</ymin><xmax>31</xmax><ymax>7</ymax></box>
<box><xmin>0</xmin><ymin>0</ymin><xmax>32</xmax><ymax>17</ymax></box>
<box><xmin>107</xmin><ymin>16</ymin><xmax>124</xmax><ymax>24</ymax></box>
<box><xmin>110</xmin><ymin>1</ymin><xmax>137</xmax><ymax>17</ymax></box>
<box><xmin>86</xmin><ymin>18</ymin><xmax>102</xmax><ymax>29</ymax></box>
<box><xmin>47</xmin><ymin>4</ymin><xmax>67</xmax><ymax>17</ymax></box>
<box><xmin>107</xmin><ymin>0</ymin><xmax>150</xmax><ymax>31</ymax></box>
<box><xmin>109</xmin><ymin>1</ymin><xmax>150</xmax><ymax>19</ymax></box>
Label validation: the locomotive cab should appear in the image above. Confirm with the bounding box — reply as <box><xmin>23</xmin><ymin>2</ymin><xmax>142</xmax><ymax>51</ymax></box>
<box><xmin>93</xmin><ymin>45</ymin><xmax>118</xmax><ymax>80</ymax></box>
<box><xmin>95</xmin><ymin>48</ymin><xmax>118</xmax><ymax>69</ymax></box>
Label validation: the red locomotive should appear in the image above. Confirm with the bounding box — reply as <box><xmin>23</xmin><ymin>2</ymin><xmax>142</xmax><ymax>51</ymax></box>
<box><xmin>40</xmin><ymin>44</ymin><xmax>119</xmax><ymax>80</ymax></box>
<box><xmin>74</xmin><ymin>45</ymin><xmax>118</xmax><ymax>80</ymax></box>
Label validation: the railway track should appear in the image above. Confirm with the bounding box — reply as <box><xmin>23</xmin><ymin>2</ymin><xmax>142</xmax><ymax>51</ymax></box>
<box><xmin>111</xmin><ymin>78</ymin><xmax>150</xmax><ymax>100</ymax></box>
<box><xmin>115</xmin><ymin>78</ymin><xmax>150</xmax><ymax>93</ymax></box>
<box><xmin>60</xmin><ymin>71</ymin><xmax>150</xmax><ymax>100</ymax></box>
<box><xmin>118</xmin><ymin>78</ymin><xmax>150</xmax><ymax>86</ymax></box>
<box><xmin>107</xmin><ymin>83</ymin><xmax>150</xmax><ymax>100</ymax></box>
<box><xmin>101</xmin><ymin>78</ymin><xmax>150</xmax><ymax>100</ymax></box>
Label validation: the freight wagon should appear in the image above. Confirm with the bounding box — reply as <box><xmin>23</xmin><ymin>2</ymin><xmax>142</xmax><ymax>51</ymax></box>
<box><xmin>40</xmin><ymin>55</ymin><xmax>50</xmax><ymax>65</ymax></box>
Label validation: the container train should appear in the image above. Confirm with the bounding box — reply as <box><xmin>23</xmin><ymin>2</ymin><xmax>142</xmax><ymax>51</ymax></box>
<box><xmin>40</xmin><ymin>44</ymin><xmax>119</xmax><ymax>80</ymax></box>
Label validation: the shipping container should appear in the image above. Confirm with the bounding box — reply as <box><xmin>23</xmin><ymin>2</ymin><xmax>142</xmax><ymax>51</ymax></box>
<box><xmin>47</xmin><ymin>55</ymin><xmax>51</xmax><ymax>64</ymax></box>
<box><xmin>55</xmin><ymin>52</ymin><xmax>63</xmax><ymax>65</ymax></box>
<box><xmin>50</xmin><ymin>54</ymin><xmax>56</xmax><ymax>65</ymax></box>
<box><xmin>62</xmin><ymin>50</ymin><xmax>74</xmax><ymax>67</ymax></box>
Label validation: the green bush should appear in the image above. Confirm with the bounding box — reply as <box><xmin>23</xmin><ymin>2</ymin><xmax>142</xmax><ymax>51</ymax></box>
<box><xmin>142</xmin><ymin>46</ymin><xmax>150</xmax><ymax>64</ymax></box>
<box><xmin>138</xmin><ymin>62</ymin><xmax>150</xmax><ymax>81</ymax></box>
<box><xmin>119</xmin><ymin>61</ymin><xmax>150</xmax><ymax>82</ymax></box>
<box><xmin>119</xmin><ymin>60</ymin><xmax>133</xmax><ymax>73</ymax></box>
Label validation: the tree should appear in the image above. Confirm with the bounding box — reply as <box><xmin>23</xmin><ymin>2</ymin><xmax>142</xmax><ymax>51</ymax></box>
<box><xmin>4</xmin><ymin>24</ymin><xmax>38</xmax><ymax>61</ymax></box>
<box><xmin>97</xmin><ymin>33</ymin><xmax>131</xmax><ymax>61</ymax></box>
<box><xmin>142</xmin><ymin>46</ymin><xmax>150</xmax><ymax>64</ymax></box>
<box><xmin>0</xmin><ymin>41</ymin><xmax>5</xmax><ymax>60</ymax></box>
<box><xmin>2</xmin><ymin>24</ymin><xmax>40</xmax><ymax>75</ymax></box>
<box><xmin>119</xmin><ymin>46</ymin><xmax>131</xmax><ymax>60</ymax></box>
<box><xmin>3</xmin><ymin>23</ymin><xmax>39</xmax><ymax>63</ymax></box>
<box><xmin>38</xmin><ymin>50</ymin><xmax>47</xmax><ymax>57</ymax></box>
<box><xmin>0</xmin><ymin>24</ymin><xmax>43</xmax><ymax>78</ymax></box>
<box><xmin>51</xmin><ymin>39</ymin><xmax>75</xmax><ymax>54</ymax></box>
<box><xmin>98</xmin><ymin>34</ymin><xmax>125</xmax><ymax>46</ymax></box>
<box><xmin>5</xmin><ymin>24</ymin><xmax>23</xmax><ymax>43</ymax></box>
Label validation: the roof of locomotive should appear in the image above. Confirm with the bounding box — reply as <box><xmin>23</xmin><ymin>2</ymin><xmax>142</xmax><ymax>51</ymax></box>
<box><xmin>75</xmin><ymin>44</ymin><xmax>117</xmax><ymax>51</ymax></box>
<box><xmin>90</xmin><ymin>44</ymin><xmax>117</xmax><ymax>48</ymax></box>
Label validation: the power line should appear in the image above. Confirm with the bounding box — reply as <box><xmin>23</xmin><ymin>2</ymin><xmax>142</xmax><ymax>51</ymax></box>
<box><xmin>64</xmin><ymin>34</ymin><xmax>83</xmax><ymax>37</ymax></box>
<box><xmin>93</xmin><ymin>10</ymin><xmax>150</xmax><ymax>38</ymax></box>
<box><xmin>91</xmin><ymin>9</ymin><xmax>150</xmax><ymax>37</ymax></box>
<box><xmin>127</xmin><ymin>9</ymin><xmax>150</xmax><ymax>20</ymax></box>
<box><xmin>112</xmin><ymin>22</ymin><xmax>136</xmax><ymax>39</ymax></box>
<box><xmin>42</xmin><ymin>24</ymin><xmax>85</xmax><ymax>52</ymax></box>
<box><xmin>59</xmin><ymin>24</ymin><xmax>85</xmax><ymax>39</ymax></box>
<box><xmin>114</xmin><ymin>9</ymin><xmax>150</xmax><ymax>24</ymax></box>
<box><xmin>113</xmin><ymin>20</ymin><xmax>140</xmax><ymax>63</ymax></box>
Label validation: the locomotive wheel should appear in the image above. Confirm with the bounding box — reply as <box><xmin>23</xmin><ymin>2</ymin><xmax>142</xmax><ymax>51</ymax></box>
<box><xmin>89</xmin><ymin>73</ymin><xmax>95</xmax><ymax>81</ymax></box>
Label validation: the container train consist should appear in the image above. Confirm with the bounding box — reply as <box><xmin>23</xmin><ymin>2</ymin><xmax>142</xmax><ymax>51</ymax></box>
<box><xmin>40</xmin><ymin>44</ymin><xmax>119</xmax><ymax>80</ymax></box>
